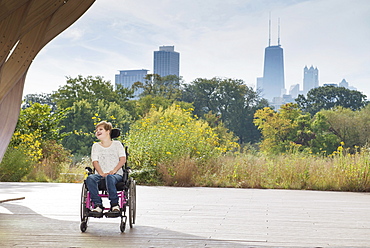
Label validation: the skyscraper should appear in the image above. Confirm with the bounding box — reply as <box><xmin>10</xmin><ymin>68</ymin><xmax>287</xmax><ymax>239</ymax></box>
<box><xmin>289</xmin><ymin>84</ymin><xmax>300</xmax><ymax>99</ymax></box>
<box><xmin>153</xmin><ymin>46</ymin><xmax>180</xmax><ymax>77</ymax></box>
<box><xmin>261</xmin><ymin>19</ymin><xmax>285</xmax><ymax>102</ymax></box>
<box><xmin>115</xmin><ymin>69</ymin><xmax>149</xmax><ymax>97</ymax></box>
<box><xmin>339</xmin><ymin>78</ymin><xmax>348</xmax><ymax>88</ymax></box>
<box><xmin>303</xmin><ymin>66</ymin><xmax>319</xmax><ymax>94</ymax></box>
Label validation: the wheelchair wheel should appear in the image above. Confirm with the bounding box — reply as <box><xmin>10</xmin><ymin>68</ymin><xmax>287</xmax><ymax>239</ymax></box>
<box><xmin>80</xmin><ymin>183</ymin><xmax>89</xmax><ymax>222</ymax></box>
<box><xmin>128</xmin><ymin>178</ymin><xmax>136</xmax><ymax>228</ymax></box>
<box><xmin>120</xmin><ymin>216</ymin><xmax>127</xmax><ymax>233</ymax></box>
<box><xmin>80</xmin><ymin>221</ymin><xmax>87</xmax><ymax>232</ymax></box>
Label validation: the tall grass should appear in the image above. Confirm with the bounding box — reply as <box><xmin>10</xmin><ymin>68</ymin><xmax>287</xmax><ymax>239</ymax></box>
<box><xmin>158</xmin><ymin>147</ymin><xmax>370</xmax><ymax>192</ymax></box>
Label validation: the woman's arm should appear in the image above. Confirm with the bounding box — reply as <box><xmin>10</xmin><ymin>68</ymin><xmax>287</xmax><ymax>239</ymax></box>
<box><xmin>93</xmin><ymin>160</ymin><xmax>107</xmax><ymax>177</ymax></box>
<box><xmin>108</xmin><ymin>156</ymin><xmax>126</xmax><ymax>175</ymax></box>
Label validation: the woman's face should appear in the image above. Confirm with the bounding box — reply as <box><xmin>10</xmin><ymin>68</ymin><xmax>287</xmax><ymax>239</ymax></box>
<box><xmin>95</xmin><ymin>126</ymin><xmax>110</xmax><ymax>140</ymax></box>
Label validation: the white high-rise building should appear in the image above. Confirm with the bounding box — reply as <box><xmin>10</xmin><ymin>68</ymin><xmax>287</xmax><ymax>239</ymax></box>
<box><xmin>303</xmin><ymin>66</ymin><xmax>319</xmax><ymax>94</ymax></box>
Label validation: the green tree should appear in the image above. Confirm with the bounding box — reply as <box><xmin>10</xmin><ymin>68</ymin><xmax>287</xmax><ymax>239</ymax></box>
<box><xmin>16</xmin><ymin>102</ymin><xmax>67</xmax><ymax>141</ymax></box>
<box><xmin>356</xmin><ymin>104</ymin><xmax>370</xmax><ymax>146</ymax></box>
<box><xmin>52</xmin><ymin>75</ymin><xmax>119</xmax><ymax>109</ymax></box>
<box><xmin>181</xmin><ymin>77</ymin><xmax>268</xmax><ymax>143</ymax></box>
<box><xmin>115</xmin><ymin>83</ymin><xmax>136</xmax><ymax>117</ymax></box>
<box><xmin>309</xmin><ymin>111</ymin><xmax>340</xmax><ymax>154</ymax></box>
<box><xmin>115</xmin><ymin>83</ymin><xmax>135</xmax><ymax>104</ymax></box>
<box><xmin>61</xmin><ymin>99</ymin><xmax>95</xmax><ymax>155</ymax></box>
<box><xmin>254</xmin><ymin>103</ymin><xmax>340</xmax><ymax>155</ymax></box>
<box><xmin>62</xmin><ymin>99</ymin><xmax>132</xmax><ymax>155</ymax></box>
<box><xmin>316</xmin><ymin>106</ymin><xmax>370</xmax><ymax>152</ymax></box>
<box><xmin>320</xmin><ymin>107</ymin><xmax>359</xmax><ymax>148</ymax></box>
<box><xmin>134</xmin><ymin>95</ymin><xmax>193</xmax><ymax>118</ymax></box>
<box><xmin>22</xmin><ymin>93</ymin><xmax>57</xmax><ymax>112</ymax></box>
<box><xmin>254</xmin><ymin>104</ymin><xmax>306</xmax><ymax>153</ymax></box>
<box><xmin>51</xmin><ymin>75</ymin><xmax>134</xmax><ymax>155</ymax></box>
<box><xmin>133</xmin><ymin>74</ymin><xmax>182</xmax><ymax>100</ymax></box>
<box><xmin>308</xmin><ymin>105</ymin><xmax>370</xmax><ymax>154</ymax></box>
<box><xmin>296</xmin><ymin>85</ymin><xmax>368</xmax><ymax>115</ymax></box>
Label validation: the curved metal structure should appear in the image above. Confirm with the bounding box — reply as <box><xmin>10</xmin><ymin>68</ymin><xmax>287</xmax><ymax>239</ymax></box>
<box><xmin>0</xmin><ymin>0</ymin><xmax>95</xmax><ymax>162</ymax></box>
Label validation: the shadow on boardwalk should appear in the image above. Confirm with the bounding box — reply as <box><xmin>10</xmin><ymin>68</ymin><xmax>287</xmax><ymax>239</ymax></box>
<box><xmin>0</xmin><ymin>203</ymin><xmax>259</xmax><ymax>248</ymax></box>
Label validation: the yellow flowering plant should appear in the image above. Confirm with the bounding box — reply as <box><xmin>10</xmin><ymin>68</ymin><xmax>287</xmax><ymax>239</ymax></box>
<box><xmin>124</xmin><ymin>104</ymin><xmax>239</xmax><ymax>183</ymax></box>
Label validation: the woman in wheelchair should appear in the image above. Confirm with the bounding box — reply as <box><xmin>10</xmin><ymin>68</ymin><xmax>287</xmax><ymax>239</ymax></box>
<box><xmin>86</xmin><ymin>121</ymin><xmax>126</xmax><ymax>217</ymax></box>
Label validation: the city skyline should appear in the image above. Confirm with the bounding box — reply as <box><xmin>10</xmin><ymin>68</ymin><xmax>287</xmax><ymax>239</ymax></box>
<box><xmin>23</xmin><ymin>0</ymin><xmax>370</xmax><ymax>98</ymax></box>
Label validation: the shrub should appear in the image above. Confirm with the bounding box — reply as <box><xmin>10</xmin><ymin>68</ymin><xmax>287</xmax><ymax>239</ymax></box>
<box><xmin>0</xmin><ymin>147</ymin><xmax>33</xmax><ymax>182</ymax></box>
<box><xmin>57</xmin><ymin>156</ymin><xmax>89</xmax><ymax>183</ymax></box>
<box><xmin>124</xmin><ymin>104</ymin><xmax>239</xmax><ymax>184</ymax></box>
<box><xmin>23</xmin><ymin>140</ymin><xmax>73</xmax><ymax>182</ymax></box>
<box><xmin>0</xmin><ymin>130</ymin><xmax>42</xmax><ymax>181</ymax></box>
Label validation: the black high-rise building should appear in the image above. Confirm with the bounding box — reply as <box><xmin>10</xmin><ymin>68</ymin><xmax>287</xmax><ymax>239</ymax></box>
<box><xmin>260</xmin><ymin>18</ymin><xmax>285</xmax><ymax>102</ymax></box>
<box><xmin>262</xmin><ymin>45</ymin><xmax>285</xmax><ymax>101</ymax></box>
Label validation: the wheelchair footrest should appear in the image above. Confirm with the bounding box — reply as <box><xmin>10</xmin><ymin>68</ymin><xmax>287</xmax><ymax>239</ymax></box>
<box><xmin>88</xmin><ymin>211</ymin><xmax>104</xmax><ymax>218</ymax></box>
<box><xmin>105</xmin><ymin>211</ymin><xmax>121</xmax><ymax>218</ymax></box>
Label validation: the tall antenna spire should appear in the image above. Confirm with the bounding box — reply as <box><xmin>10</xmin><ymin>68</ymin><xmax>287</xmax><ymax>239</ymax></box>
<box><xmin>268</xmin><ymin>12</ymin><xmax>271</xmax><ymax>47</ymax></box>
<box><xmin>278</xmin><ymin>17</ymin><xmax>281</xmax><ymax>46</ymax></box>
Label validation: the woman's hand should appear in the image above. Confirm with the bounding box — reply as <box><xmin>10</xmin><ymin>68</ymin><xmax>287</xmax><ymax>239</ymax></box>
<box><xmin>100</xmin><ymin>172</ymin><xmax>109</xmax><ymax>177</ymax></box>
<box><xmin>108</xmin><ymin>170</ymin><xmax>116</xmax><ymax>175</ymax></box>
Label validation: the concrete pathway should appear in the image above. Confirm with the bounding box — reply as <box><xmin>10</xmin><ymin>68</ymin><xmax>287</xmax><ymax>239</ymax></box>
<box><xmin>0</xmin><ymin>182</ymin><xmax>370</xmax><ymax>247</ymax></box>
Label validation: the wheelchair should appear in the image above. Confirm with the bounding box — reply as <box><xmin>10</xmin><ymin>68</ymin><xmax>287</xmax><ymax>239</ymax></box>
<box><xmin>79</xmin><ymin>129</ymin><xmax>136</xmax><ymax>233</ymax></box>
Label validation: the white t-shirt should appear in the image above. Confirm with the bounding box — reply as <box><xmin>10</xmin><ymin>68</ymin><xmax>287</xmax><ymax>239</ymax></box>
<box><xmin>91</xmin><ymin>140</ymin><xmax>126</xmax><ymax>176</ymax></box>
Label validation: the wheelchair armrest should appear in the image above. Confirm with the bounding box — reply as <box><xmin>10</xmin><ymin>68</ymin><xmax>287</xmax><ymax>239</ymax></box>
<box><xmin>85</xmin><ymin>167</ymin><xmax>93</xmax><ymax>175</ymax></box>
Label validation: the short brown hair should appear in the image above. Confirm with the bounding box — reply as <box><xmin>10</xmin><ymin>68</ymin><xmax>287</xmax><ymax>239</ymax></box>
<box><xmin>95</xmin><ymin>121</ymin><xmax>112</xmax><ymax>132</ymax></box>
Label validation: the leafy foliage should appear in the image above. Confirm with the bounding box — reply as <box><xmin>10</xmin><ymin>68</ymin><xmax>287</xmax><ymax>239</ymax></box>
<box><xmin>319</xmin><ymin>105</ymin><xmax>370</xmax><ymax>152</ymax></box>
<box><xmin>134</xmin><ymin>95</ymin><xmax>193</xmax><ymax>118</ymax></box>
<box><xmin>61</xmin><ymin>99</ymin><xmax>132</xmax><ymax>155</ymax></box>
<box><xmin>50</xmin><ymin>75</ymin><xmax>134</xmax><ymax>155</ymax></box>
<box><xmin>0</xmin><ymin>147</ymin><xmax>33</xmax><ymax>182</ymax></box>
<box><xmin>133</xmin><ymin>74</ymin><xmax>182</xmax><ymax>100</ymax></box>
<box><xmin>26</xmin><ymin>140</ymin><xmax>72</xmax><ymax>181</ymax></box>
<box><xmin>124</xmin><ymin>104</ymin><xmax>239</xmax><ymax>184</ymax></box>
<box><xmin>7</xmin><ymin>74</ymin><xmax>370</xmax><ymax>190</ymax></box>
<box><xmin>16</xmin><ymin>102</ymin><xmax>68</xmax><ymax>141</ymax></box>
<box><xmin>296</xmin><ymin>85</ymin><xmax>368</xmax><ymax>115</ymax></box>
<box><xmin>254</xmin><ymin>103</ymin><xmax>340</xmax><ymax>154</ymax></box>
<box><xmin>0</xmin><ymin>102</ymin><xmax>73</xmax><ymax>181</ymax></box>
<box><xmin>181</xmin><ymin>77</ymin><xmax>268</xmax><ymax>143</ymax></box>
<box><xmin>52</xmin><ymin>75</ymin><xmax>121</xmax><ymax>109</ymax></box>
<box><xmin>22</xmin><ymin>93</ymin><xmax>57</xmax><ymax>112</ymax></box>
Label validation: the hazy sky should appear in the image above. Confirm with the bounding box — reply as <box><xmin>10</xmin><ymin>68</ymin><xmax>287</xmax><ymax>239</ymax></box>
<box><xmin>24</xmin><ymin>0</ymin><xmax>370</xmax><ymax>98</ymax></box>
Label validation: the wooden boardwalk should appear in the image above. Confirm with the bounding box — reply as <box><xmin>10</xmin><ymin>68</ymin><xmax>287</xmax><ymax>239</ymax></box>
<box><xmin>1</xmin><ymin>182</ymin><xmax>370</xmax><ymax>247</ymax></box>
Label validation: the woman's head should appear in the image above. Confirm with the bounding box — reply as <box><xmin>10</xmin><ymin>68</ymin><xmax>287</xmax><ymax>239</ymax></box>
<box><xmin>95</xmin><ymin>121</ymin><xmax>113</xmax><ymax>140</ymax></box>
